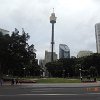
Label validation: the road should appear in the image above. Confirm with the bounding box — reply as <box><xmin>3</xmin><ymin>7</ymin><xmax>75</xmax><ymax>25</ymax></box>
<box><xmin>0</xmin><ymin>84</ymin><xmax>100</xmax><ymax>100</ymax></box>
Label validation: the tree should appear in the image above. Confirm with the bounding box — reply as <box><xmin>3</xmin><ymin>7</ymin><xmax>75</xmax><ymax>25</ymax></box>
<box><xmin>89</xmin><ymin>66</ymin><xmax>97</xmax><ymax>77</ymax></box>
<box><xmin>0</xmin><ymin>28</ymin><xmax>37</xmax><ymax>77</ymax></box>
<box><xmin>58</xmin><ymin>58</ymin><xmax>76</xmax><ymax>77</ymax></box>
<box><xmin>0</xmin><ymin>32</ymin><xmax>11</xmax><ymax>77</ymax></box>
<box><xmin>46</xmin><ymin>61</ymin><xmax>63</xmax><ymax>77</ymax></box>
<box><xmin>81</xmin><ymin>53</ymin><xmax>100</xmax><ymax>77</ymax></box>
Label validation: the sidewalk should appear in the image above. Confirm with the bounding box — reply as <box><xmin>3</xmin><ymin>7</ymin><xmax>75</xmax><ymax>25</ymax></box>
<box><xmin>1</xmin><ymin>81</ymin><xmax>100</xmax><ymax>88</ymax></box>
<box><xmin>26</xmin><ymin>81</ymin><xmax>100</xmax><ymax>88</ymax></box>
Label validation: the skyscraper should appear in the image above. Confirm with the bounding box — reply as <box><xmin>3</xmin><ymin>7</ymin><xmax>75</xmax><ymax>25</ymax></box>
<box><xmin>59</xmin><ymin>44</ymin><xmax>70</xmax><ymax>59</ymax></box>
<box><xmin>95</xmin><ymin>23</ymin><xmax>100</xmax><ymax>53</ymax></box>
<box><xmin>45</xmin><ymin>50</ymin><xmax>57</xmax><ymax>63</ymax></box>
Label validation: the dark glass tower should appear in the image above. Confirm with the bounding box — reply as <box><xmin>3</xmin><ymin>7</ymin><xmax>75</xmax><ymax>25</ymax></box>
<box><xmin>59</xmin><ymin>44</ymin><xmax>70</xmax><ymax>59</ymax></box>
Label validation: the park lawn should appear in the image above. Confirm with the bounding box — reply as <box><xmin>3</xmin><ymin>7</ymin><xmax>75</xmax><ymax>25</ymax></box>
<box><xmin>36</xmin><ymin>78</ymin><xmax>81</xmax><ymax>83</ymax></box>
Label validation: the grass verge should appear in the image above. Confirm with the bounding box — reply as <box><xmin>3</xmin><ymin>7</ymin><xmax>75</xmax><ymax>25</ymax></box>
<box><xmin>36</xmin><ymin>78</ymin><xmax>81</xmax><ymax>83</ymax></box>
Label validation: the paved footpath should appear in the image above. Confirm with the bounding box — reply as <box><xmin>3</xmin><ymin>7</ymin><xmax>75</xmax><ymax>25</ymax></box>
<box><xmin>1</xmin><ymin>81</ymin><xmax>100</xmax><ymax>88</ymax></box>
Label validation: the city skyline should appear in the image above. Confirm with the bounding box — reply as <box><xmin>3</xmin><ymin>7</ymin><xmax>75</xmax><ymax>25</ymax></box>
<box><xmin>0</xmin><ymin>0</ymin><xmax>100</xmax><ymax>59</ymax></box>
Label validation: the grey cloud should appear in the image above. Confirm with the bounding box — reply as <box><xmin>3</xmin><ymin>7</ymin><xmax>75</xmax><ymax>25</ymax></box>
<box><xmin>0</xmin><ymin>0</ymin><xmax>100</xmax><ymax>59</ymax></box>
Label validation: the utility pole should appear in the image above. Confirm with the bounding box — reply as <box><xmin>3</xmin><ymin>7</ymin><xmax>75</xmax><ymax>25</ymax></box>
<box><xmin>50</xmin><ymin>8</ymin><xmax>57</xmax><ymax>62</ymax></box>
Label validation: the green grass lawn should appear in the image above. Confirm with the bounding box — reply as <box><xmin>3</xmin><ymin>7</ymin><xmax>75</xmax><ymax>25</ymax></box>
<box><xmin>18</xmin><ymin>77</ymin><xmax>100</xmax><ymax>83</ymax></box>
<box><xmin>36</xmin><ymin>78</ymin><xmax>81</xmax><ymax>83</ymax></box>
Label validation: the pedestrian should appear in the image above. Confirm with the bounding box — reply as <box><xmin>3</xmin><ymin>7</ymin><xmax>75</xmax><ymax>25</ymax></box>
<box><xmin>11</xmin><ymin>79</ymin><xmax>14</xmax><ymax>85</ymax></box>
<box><xmin>0</xmin><ymin>78</ymin><xmax>3</xmax><ymax>86</ymax></box>
<box><xmin>15</xmin><ymin>78</ymin><xmax>18</xmax><ymax>85</ymax></box>
<box><xmin>80</xmin><ymin>77</ymin><xmax>83</xmax><ymax>82</ymax></box>
<box><xmin>94</xmin><ymin>77</ymin><xmax>96</xmax><ymax>82</ymax></box>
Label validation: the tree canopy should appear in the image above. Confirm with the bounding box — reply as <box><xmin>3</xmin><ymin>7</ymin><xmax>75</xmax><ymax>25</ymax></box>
<box><xmin>0</xmin><ymin>28</ymin><xmax>39</xmax><ymax>77</ymax></box>
<box><xmin>46</xmin><ymin>53</ymin><xmax>100</xmax><ymax>78</ymax></box>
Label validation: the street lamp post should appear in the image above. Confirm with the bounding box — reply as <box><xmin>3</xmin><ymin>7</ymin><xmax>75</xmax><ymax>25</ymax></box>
<box><xmin>63</xmin><ymin>69</ymin><xmax>65</xmax><ymax>78</ymax></box>
<box><xmin>79</xmin><ymin>68</ymin><xmax>82</xmax><ymax>80</ymax></box>
<box><xmin>23</xmin><ymin>68</ymin><xmax>26</xmax><ymax>77</ymax></box>
<box><xmin>67</xmin><ymin>73</ymin><xmax>69</xmax><ymax>78</ymax></box>
<box><xmin>40</xmin><ymin>69</ymin><xmax>43</xmax><ymax>78</ymax></box>
<box><xmin>28</xmin><ymin>71</ymin><xmax>30</xmax><ymax>77</ymax></box>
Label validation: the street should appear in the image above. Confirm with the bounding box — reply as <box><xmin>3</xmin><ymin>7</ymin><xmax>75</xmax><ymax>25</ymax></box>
<box><xmin>0</xmin><ymin>84</ymin><xmax>100</xmax><ymax>100</ymax></box>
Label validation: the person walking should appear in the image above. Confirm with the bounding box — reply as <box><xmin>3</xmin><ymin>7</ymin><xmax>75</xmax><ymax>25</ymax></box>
<box><xmin>15</xmin><ymin>78</ymin><xmax>18</xmax><ymax>85</ymax></box>
<box><xmin>0</xmin><ymin>78</ymin><xmax>3</xmax><ymax>86</ymax></box>
<box><xmin>11</xmin><ymin>79</ymin><xmax>14</xmax><ymax>85</ymax></box>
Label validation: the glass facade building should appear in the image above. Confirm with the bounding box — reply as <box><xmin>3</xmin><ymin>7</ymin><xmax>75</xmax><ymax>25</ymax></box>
<box><xmin>59</xmin><ymin>44</ymin><xmax>70</xmax><ymax>59</ymax></box>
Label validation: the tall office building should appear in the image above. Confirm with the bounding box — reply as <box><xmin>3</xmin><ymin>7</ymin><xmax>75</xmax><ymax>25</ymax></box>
<box><xmin>59</xmin><ymin>44</ymin><xmax>70</xmax><ymax>59</ymax></box>
<box><xmin>45</xmin><ymin>50</ymin><xmax>57</xmax><ymax>64</ymax></box>
<box><xmin>95</xmin><ymin>23</ymin><xmax>100</xmax><ymax>53</ymax></box>
<box><xmin>39</xmin><ymin>59</ymin><xmax>46</xmax><ymax>77</ymax></box>
<box><xmin>77</xmin><ymin>51</ymin><xmax>93</xmax><ymax>58</ymax></box>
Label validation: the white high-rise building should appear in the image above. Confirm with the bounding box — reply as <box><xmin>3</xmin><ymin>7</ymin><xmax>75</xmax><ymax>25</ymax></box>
<box><xmin>95</xmin><ymin>23</ymin><xmax>100</xmax><ymax>53</ymax></box>
<box><xmin>39</xmin><ymin>51</ymin><xmax>57</xmax><ymax>77</ymax></box>
<box><xmin>45</xmin><ymin>50</ymin><xmax>57</xmax><ymax>64</ymax></box>
<box><xmin>39</xmin><ymin>59</ymin><xmax>46</xmax><ymax>77</ymax></box>
<box><xmin>77</xmin><ymin>51</ymin><xmax>93</xmax><ymax>58</ymax></box>
<box><xmin>0</xmin><ymin>28</ymin><xmax>9</xmax><ymax>35</ymax></box>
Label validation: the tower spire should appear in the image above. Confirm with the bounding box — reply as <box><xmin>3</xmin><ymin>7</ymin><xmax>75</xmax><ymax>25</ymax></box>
<box><xmin>50</xmin><ymin>9</ymin><xmax>57</xmax><ymax>62</ymax></box>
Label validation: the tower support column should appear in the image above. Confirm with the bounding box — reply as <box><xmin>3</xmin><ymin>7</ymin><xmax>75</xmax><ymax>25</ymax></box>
<box><xmin>51</xmin><ymin>23</ymin><xmax>54</xmax><ymax>62</ymax></box>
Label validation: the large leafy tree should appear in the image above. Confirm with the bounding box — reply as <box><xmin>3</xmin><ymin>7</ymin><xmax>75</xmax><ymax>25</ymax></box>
<box><xmin>81</xmin><ymin>53</ymin><xmax>100</xmax><ymax>77</ymax></box>
<box><xmin>46</xmin><ymin>61</ymin><xmax>63</xmax><ymax>77</ymax></box>
<box><xmin>0</xmin><ymin>32</ymin><xmax>11</xmax><ymax>77</ymax></box>
<box><xmin>0</xmin><ymin>28</ymin><xmax>37</xmax><ymax>77</ymax></box>
<box><xmin>58</xmin><ymin>58</ymin><xmax>76</xmax><ymax>77</ymax></box>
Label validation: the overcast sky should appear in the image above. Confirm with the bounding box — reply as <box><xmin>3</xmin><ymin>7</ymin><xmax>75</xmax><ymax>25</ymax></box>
<box><xmin>0</xmin><ymin>0</ymin><xmax>100</xmax><ymax>59</ymax></box>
